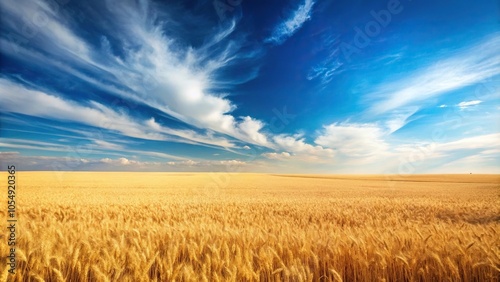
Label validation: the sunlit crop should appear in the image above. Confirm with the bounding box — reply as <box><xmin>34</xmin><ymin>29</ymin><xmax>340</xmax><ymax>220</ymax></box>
<box><xmin>1</xmin><ymin>172</ymin><xmax>499</xmax><ymax>281</ymax></box>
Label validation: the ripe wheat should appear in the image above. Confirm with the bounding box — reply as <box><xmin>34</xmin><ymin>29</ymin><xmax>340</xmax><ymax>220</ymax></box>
<box><xmin>0</xmin><ymin>172</ymin><xmax>498</xmax><ymax>281</ymax></box>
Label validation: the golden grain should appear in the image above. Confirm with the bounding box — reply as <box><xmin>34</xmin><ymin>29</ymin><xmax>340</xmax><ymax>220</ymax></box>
<box><xmin>0</xmin><ymin>172</ymin><xmax>498</xmax><ymax>281</ymax></box>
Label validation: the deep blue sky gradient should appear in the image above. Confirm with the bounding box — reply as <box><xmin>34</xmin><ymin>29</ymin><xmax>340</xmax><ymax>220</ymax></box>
<box><xmin>0</xmin><ymin>0</ymin><xmax>499</xmax><ymax>172</ymax></box>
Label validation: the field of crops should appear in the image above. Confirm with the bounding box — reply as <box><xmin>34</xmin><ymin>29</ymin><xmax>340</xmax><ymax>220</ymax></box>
<box><xmin>1</xmin><ymin>172</ymin><xmax>499</xmax><ymax>281</ymax></box>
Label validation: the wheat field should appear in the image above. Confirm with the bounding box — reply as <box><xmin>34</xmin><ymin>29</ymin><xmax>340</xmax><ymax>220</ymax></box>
<box><xmin>0</xmin><ymin>172</ymin><xmax>499</xmax><ymax>281</ymax></box>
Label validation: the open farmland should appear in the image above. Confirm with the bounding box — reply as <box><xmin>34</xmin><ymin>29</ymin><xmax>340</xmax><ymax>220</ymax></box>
<box><xmin>1</xmin><ymin>172</ymin><xmax>499</xmax><ymax>281</ymax></box>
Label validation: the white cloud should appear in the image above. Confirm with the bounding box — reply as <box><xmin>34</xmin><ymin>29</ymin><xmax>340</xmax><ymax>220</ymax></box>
<box><xmin>439</xmin><ymin>104</ymin><xmax>448</xmax><ymax>108</ymax></box>
<box><xmin>0</xmin><ymin>152</ymin><xmax>199</xmax><ymax>171</ymax></box>
<box><xmin>307</xmin><ymin>59</ymin><xmax>343</xmax><ymax>85</ymax></box>
<box><xmin>385</xmin><ymin>133</ymin><xmax>500</xmax><ymax>174</ymax></box>
<box><xmin>0</xmin><ymin>0</ymin><xmax>270</xmax><ymax>150</ymax></box>
<box><xmin>0</xmin><ymin>78</ymin><xmax>237</xmax><ymax>149</ymax></box>
<box><xmin>457</xmin><ymin>100</ymin><xmax>481</xmax><ymax>109</ymax></box>
<box><xmin>0</xmin><ymin>78</ymin><xmax>158</xmax><ymax>139</ymax></box>
<box><xmin>427</xmin><ymin>154</ymin><xmax>500</xmax><ymax>174</ymax></box>
<box><xmin>0</xmin><ymin>138</ymin><xmax>157</xmax><ymax>164</ymax></box>
<box><xmin>384</xmin><ymin>107</ymin><xmax>419</xmax><ymax>134</ymax></box>
<box><xmin>118</xmin><ymin>157</ymin><xmax>131</xmax><ymax>165</ymax></box>
<box><xmin>2</xmin><ymin>0</ymin><xmax>498</xmax><ymax>174</ymax></box>
<box><xmin>0</xmin><ymin>152</ymin><xmax>97</xmax><ymax>171</ymax></box>
<box><xmin>393</xmin><ymin>133</ymin><xmax>500</xmax><ymax>161</ymax></box>
<box><xmin>100</xmin><ymin>158</ymin><xmax>113</xmax><ymax>164</ymax></box>
<box><xmin>262</xmin><ymin>152</ymin><xmax>291</xmax><ymax>160</ymax></box>
<box><xmin>218</xmin><ymin>160</ymin><xmax>247</xmax><ymax>166</ymax></box>
<box><xmin>305</xmin><ymin>34</ymin><xmax>344</xmax><ymax>85</ymax></box>
<box><xmin>90</xmin><ymin>3</ymin><xmax>270</xmax><ymax>148</ymax></box>
<box><xmin>145</xmin><ymin>118</ymin><xmax>235</xmax><ymax>148</ymax></box>
<box><xmin>93</xmin><ymin>140</ymin><xmax>124</xmax><ymax>150</ymax></box>
<box><xmin>265</xmin><ymin>0</ymin><xmax>315</xmax><ymax>44</ymax></box>
<box><xmin>436</xmin><ymin>133</ymin><xmax>500</xmax><ymax>152</ymax></box>
<box><xmin>0</xmin><ymin>139</ymin><xmax>71</xmax><ymax>153</ymax></box>
<box><xmin>166</xmin><ymin>159</ymin><xmax>247</xmax><ymax>168</ymax></box>
<box><xmin>0</xmin><ymin>0</ymin><xmax>91</xmax><ymax>61</ymax></box>
<box><xmin>272</xmin><ymin>134</ymin><xmax>334</xmax><ymax>162</ymax></box>
<box><xmin>368</xmin><ymin>33</ymin><xmax>500</xmax><ymax>114</ymax></box>
<box><xmin>236</xmin><ymin>117</ymin><xmax>269</xmax><ymax>146</ymax></box>
<box><xmin>315</xmin><ymin>123</ymin><xmax>389</xmax><ymax>158</ymax></box>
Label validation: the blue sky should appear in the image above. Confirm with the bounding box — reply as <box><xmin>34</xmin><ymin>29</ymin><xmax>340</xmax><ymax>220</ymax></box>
<box><xmin>0</xmin><ymin>0</ymin><xmax>499</xmax><ymax>173</ymax></box>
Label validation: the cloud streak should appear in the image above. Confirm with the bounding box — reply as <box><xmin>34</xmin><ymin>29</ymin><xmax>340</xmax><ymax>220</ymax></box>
<box><xmin>265</xmin><ymin>0</ymin><xmax>315</xmax><ymax>45</ymax></box>
<box><xmin>0</xmin><ymin>0</ymin><xmax>270</xmax><ymax>149</ymax></box>
<box><xmin>457</xmin><ymin>100</ymin><xmax>481</xmax><ymax>109</ymax></box>
<box><xmin>0</xmin><ymin>78</ymin><xmax>236</xmax><ymax>148</ymax></box>
<box><xmin>368</xmin><ymin>33</ymin><xmax>500</xmax><ymax>114</ymax></box>
<box><xmin>1</xmin><ymin>0</ymin><xmax>498</xmax><ymax>173</ymax></box>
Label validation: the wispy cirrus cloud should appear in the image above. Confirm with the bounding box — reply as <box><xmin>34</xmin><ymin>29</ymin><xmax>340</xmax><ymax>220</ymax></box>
<box><xmin>1</xmin><ymin>0</ymin><xmax>337</xmax><ymax>162</ymax></box>
<box><xmin>0</xmin><ymin>0</ymin><xmax>91</xmax><ymax>63</ymax></box>
<box><xmin>393</xmin><ymin>133</ymin><xmax>500</xmax><ymax>174</ymax></box>
<box><xmin>1</xmin><ymin>0</ymin><xmax>498</xmax><ymax>173</ymax></box>
<box><xmin>307</xmin><ymin>58</ymin><xmax>343</xmax><ymax>86</ymax></box>
<box><xmin>0</xmin><ymin>139</ymin><xmax>73</xmax><ymax>153</ymax></box>
<box><xmin>265</xmin><ymin>0</ymin><xmax>315</xmax><ymax>45</ymax></box>
<box><xmin>0</xmin><ymin>0</ymin><xmax>269</xmax><ymax>150</ymax></box>
<box><xmin>367</xmin><ymin>33</ymin><xmax>500</xmax><ymax>114</ymax></box>
<box><xmin>434</xmin><ymin>133</ymin><xmax>500</xmax><ymax>152</ymax></box>
<box><xmin>0</xmin><ymin>78</ymin><xmax>235</xmax><ymax>148</ymax></box>
<box><xmin>430</xmin><ymin>154</ymin><xmax>500</xmax><ymax>174</ymax></box>
<box><xmin>306</xmin><ymin>34</ymin><xmax>345</xmax><ymax>86</ymax></box>
<box><xmin>384</xmin><ymin>107</ymin><xmax>419</xmax><ymax>134</ymax></box>
<box><xmin>457</xmin><ymin>100</ymin><xmax>481</xmax><ymax>109</ymax></box>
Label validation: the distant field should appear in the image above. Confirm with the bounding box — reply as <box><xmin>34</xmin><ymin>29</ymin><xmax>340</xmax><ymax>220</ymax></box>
<box><xmin>1</xmin><ymin>172</ymin><xmax>499</xmax><ymax>281</ymax></box>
